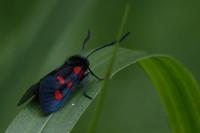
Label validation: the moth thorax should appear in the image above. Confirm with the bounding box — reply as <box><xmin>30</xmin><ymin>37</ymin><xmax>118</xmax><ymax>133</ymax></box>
<box><xmin>67</xmin><ymin>55</ymin><xmax>89</xmax><ymax>70</ymax></box>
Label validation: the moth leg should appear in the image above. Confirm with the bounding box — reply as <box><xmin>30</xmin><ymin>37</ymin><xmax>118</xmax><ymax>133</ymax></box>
<box><xmin>80</xmin><ymin>72</ymin><xmax>93</xmax><ymax>100</ymax></box>
<box><xmin>80</xmin><ymin>72</ymin><xmax>89</xmax><ymax>81</ymax></box>
<box><xmin>88</xmin><ymin>67</ymin><xmax>104</xmax><ymax>80</ymax></box>
<box><xmin>83</xmin><ymin>91</ymin><xmax>93</xmax><ymax>100</ymax></box>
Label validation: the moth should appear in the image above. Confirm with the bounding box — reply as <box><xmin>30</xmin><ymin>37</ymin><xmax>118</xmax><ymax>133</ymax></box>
<box><xmin>18</xmin><ymin>31</ymin><xmax>130</xmax><ymax>113</ymax></box>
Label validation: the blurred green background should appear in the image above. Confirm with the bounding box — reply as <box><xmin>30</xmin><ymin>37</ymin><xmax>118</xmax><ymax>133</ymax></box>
<box><xmin>0</xmin><ymin>0</ymin><xmax>200</xmax><ymax>132</ymax></box>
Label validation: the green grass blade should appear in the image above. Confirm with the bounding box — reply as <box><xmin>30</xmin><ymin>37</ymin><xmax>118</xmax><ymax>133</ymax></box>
<box><xmin>6</xmin><ymin>47</ymin><xmax>200</xmax><ymax>133</ymax></box>
<box><xmin>5</xmin><ymin>47</ymin><xmax>147</xmax><ymax>133</ymax></box>
<box><xmin>86</xmin><ymin>3</ymin><xmax>131</xmax><ymax>133</ymax></box>
<box><xmin>139</xmin><ymin>56</ymin><xmax>200</xmax><ymax>133</ymax></box>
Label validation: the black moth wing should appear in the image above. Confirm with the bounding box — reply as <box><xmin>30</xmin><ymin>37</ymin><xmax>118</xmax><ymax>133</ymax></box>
<box><xmin>17</xmin><ymin>82</ymin><xmax>40</xmax><ymax>106</ymax></box>
<box><xmin>39</xmin><ymin>65</ymin><xmax>74</xmax><ymax>113</ymax></box>
<box><xmin>39</xmin><ymin>56</ymin><xmax>89</xmax><ymax>113</ymax></box>
<box><xmin>17</xmin><ymin>66</ymin><xmax>61</xmax><ymax>106</ymax></box>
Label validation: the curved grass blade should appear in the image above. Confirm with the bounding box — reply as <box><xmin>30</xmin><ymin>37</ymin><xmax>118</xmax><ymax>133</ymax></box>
<box><xmin>5</xmin><ymin>47</ymin><xmax>148</xmax><ymax>133</ymax></box>
<box><xmin>139</xmin><ymin>57</ymin><xmax>200</xmax><ymax>133</ymax></box>
<box><xmin>6</xmin><ymin>47</ymin><xmax>200</xmax><ymax>133</ymax></box>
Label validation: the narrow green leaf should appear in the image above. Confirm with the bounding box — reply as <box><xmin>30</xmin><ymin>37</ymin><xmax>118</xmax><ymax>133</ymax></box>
<box><xmin>139</xmin><ymin>57</ymin><xmax>200</xmax><ymax>133</ymax></box>
<box><xmin>87</xmin><ymin>3</ymin><xmax>131</xmax><ymax>132</ymax></box>
<box><xmin>6</xmin><ymin>47</ymin><xmax>200</xmax><ymax>133</ymax></box>
<box><xmin>6</xmin><ymin>47</ymin><xmax>148</xmax><ymax>133</ymax></box>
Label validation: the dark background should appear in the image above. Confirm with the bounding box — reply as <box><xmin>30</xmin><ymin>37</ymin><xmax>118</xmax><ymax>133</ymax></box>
<box><xmin>0</xmin><ymin>0</ymin><xmax>199</xmax><ymax>132</ymax></box>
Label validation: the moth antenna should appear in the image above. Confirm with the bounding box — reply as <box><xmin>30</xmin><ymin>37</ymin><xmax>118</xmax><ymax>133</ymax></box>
<box><xmin>86</xmin><ymin>32</ymin><xmax>130</xmax><ymax>58</ymax></box>
<box><xmin>81</xmin><ymin>30</ymin><xmax>91</xmax><ymax>55</ymax></box>
<box><xmin>119</xmin><ymin>32</ymin><xmax>130</xmax><ymax>42</ymax></box>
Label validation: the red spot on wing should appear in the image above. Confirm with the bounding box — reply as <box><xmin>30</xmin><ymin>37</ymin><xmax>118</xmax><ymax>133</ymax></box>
<box><xmin>56</xmin><ymin>76</ymin><xmax>65</xmax><ymax>85</ymax></box>
<box><xmin>73</xmin><ymin>66</ymin><xmax>81</xmax><ymax>74</ymax></box>
<box><xmin>54</xmin><ymin>89</ymin><xmax>63</xmax><ymax>100</ymax></box>
<box><xmin>66</xmin><ymin>81</ymin><xmax>73</xmax><ymax>88</ymax></box>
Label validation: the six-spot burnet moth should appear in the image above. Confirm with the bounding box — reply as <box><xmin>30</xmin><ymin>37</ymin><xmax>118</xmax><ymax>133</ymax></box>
<box><xmin>17</xmin><ymin>30</ymin><xmax>130</xmax><ymax>113</ymax></box>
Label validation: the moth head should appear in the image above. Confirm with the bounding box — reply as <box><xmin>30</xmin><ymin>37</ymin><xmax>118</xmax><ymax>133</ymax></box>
<box><xmin>66</xmin><ymin>55</ymin><xmax>89</xmax><ymax>70</ymax></box>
